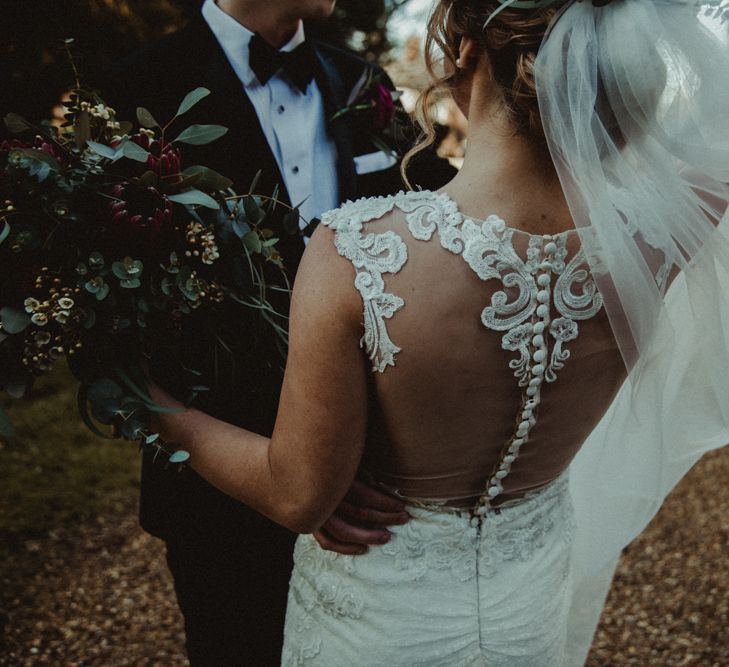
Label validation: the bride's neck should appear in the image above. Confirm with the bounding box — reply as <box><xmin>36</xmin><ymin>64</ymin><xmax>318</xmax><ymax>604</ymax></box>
<box><xmin>453</xmin><ymin>103</ymin><xmax>557</xmax><ymax>193</ymax></box>
<box><xmin>445</xmin><ymin>98</ymin><xmax>566</xmax><ymax>229</ymax></box>
<box><xmin>216</xmin><ymin>0</ymin><xmax>300</xmax><ymax>48</ymax></box>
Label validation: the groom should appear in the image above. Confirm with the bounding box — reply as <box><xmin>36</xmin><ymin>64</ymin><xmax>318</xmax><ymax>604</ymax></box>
<box><xmin>110</xmin><ymin>1</ymin><xmax>455</xmax><ymax>665</ymax></box>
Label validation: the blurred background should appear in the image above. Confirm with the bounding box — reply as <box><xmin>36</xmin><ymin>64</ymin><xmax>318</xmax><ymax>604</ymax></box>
<box><xmin>0</xmin><ymin>1</ymin><xmax>727</xmax><ymax>665</ymax></box>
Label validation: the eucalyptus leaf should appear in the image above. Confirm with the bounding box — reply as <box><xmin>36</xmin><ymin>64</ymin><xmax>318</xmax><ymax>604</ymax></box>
<box><xmin>87</xmin><ymin>377</ymin><xmax>124</xmax><ymax>405</ymax></box>
<box><xmin>96</xmin><ymin>284</ymin><xmax>110</xmax><ymax>301</ymax></box>
<box><xmin>247</xmin><ymin>170</ymin><xmax>262</xmax><ymax>195</ymax></box>
<box><xmin>369</xmin><ymin>134</ymin><xmax>397</xmax><ymax>159</ymax></box>
<box><xmin>160</xmin><ymin>277</ymin><xmax>175</xmax><ymax>296</ymax></box>
<box><xmin>169</xmin><ymin>450</ymin><xmax>191</xmax><ymax>464</ymax></box>
<box><xmin>16</xmin><ymin>149</ymin><xmax>60</xmax><ymax>178</ymax></box>
<box><xmin>31</xmin><ymin>161</ymin><xmax>51</xmax><ymax>182</ymax></box>
<box><xmin>0</xmin><ymin>405</ymin><xmax>15</xmax><ymax>438</ymax></box>
<box><xmin>242</xmin><ymin>230</ymin><xmax>262</xmax><ymax>253</ymax></box>
<box><xmin>146</xmin><ymin>403</ymin><xmax>185</xmax><ymax>414</ymax></box>
<box><xmin>243</xmin><ymin>196</ymin><xmax>265</xmax><ymax>225</ymax></box>
<box><xmin>136</xmin><ymin>106</ymin><xmax>160</xmax><ymax>129</ymax></box>
<box><xmin>176</xmin><ymin>87</ymin><xmax>211</xmax><ymax>117</ymax></box>
<box><xmin>169</xmin><ymin>189</ymin><xmax>219</xmax><ymax>210</ymax></box>
<box><xmin>118</xmin><ymin>406</ymin><xmax>148</xmax><ymax>441</ymax></box>
<box><xmin>89</xmin><ymin>251</ymin><xmax>105</xmax><ymax>268</ymax></box>
<box><xmin>4</xmin><ymin>112</ymin><xmax>31</xmax><ymax>134</ymax></box>
<box><xmin>118</xmin><ymin>121</ymin><xmax>134</xmax><ymax>136</ymax></box>
<box><xmin>232</xmin><ymin>219</ymin><xmax>251</xmax><ymax>239</ymax></box>
<box><xmin>114</xmin><ymin>367</ymin><xmax>153</xmax><ymax>404</ymax></box>
<box><xmin>174</xmin><ymin>124</ymin><xmax>228</xmax><ymax>146</ymax></box>
<box><xmin>5</xmin><ymin>380</ymin><xmax>29</xmax><ymax>399</ymax></box>
<box><xmin>83</xmin><ymin>309</ymin><xmax>96</xmax><ymax>329</ymax></box>
<box><xmin>0</xmin><ymin>218</ymin><xmax>10</xmax><ymax>246</ymax></box>
<box><xmin>283</xmin><ymin>208</ymin><xmax>301</xmax><ymax>235</ymax></box>
<box><xmin>165</xmin><ymin>171</ymin><xmax>202</xmax><ymax>194</ymax></box>
<box><xmin>0</xmin><ymin>307</ymin><xmax>31</xmax><ymax>335</ymax></box>
<box><xmin>86</xmin><ymin>140</ymin><xmax>117</xmax><ymax>159</ymax></box>
<box><xmin>122</xmin><ymin>140</ymin><xmax>151</xmax><ymax>163</ymax></box>
<box><xmin>182</xmin><ymin>165</ymin><xmax>233</xmax><ymax>191</ymax></box>
<box><xmin>78</xmin><ymin>383</ymin><xmax>116</xmax><ymax>438</ymax></box>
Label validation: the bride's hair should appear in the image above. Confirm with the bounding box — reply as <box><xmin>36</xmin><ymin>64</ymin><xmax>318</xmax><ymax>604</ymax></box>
<box><xmin>403</xmin><ymin>0</ymin><xmax>556</xmax><ymax>184</ymax></box>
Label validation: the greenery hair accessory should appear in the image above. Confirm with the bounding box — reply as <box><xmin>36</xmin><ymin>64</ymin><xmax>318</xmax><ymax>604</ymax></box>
<box><xmin>482</xmin><ymin>0</ymin><xmax>613</xmax><ymax>28</ymax></box>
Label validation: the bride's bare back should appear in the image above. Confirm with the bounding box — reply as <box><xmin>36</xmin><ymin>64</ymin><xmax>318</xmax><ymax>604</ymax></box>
<box><xmin>323</xmin><ymin>190</ymin><xmax>625</xmax><ymax>509</ymax></box>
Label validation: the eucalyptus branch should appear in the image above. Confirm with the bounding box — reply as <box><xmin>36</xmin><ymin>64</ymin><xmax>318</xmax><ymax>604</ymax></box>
<box><xmin>62</xmin><ymin>39</ymin><xmax>82</xmax><ymax>92</ymax></box>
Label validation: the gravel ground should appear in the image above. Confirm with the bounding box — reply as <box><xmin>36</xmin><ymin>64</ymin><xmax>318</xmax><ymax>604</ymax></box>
<box><xmin>1</xmin><ymin>448</ymin><xmax>728</xmax><ymax>666</ymax></box>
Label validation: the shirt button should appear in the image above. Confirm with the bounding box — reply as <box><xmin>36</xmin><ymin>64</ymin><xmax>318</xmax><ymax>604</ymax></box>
<box><xmin>292</xmin><ymin>166</ymin><xmax>299</xmax><ymax>174</ymax></box>
<box><xmin>277</xmin><ymin>105</ymin><xmax>285</xmax><ymax>114</ymax></box>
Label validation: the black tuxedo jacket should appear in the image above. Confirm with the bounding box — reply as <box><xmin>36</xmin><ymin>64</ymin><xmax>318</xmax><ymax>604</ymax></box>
<box><xmin>107</xmin><ymin>16</ymin><xmax>455</xmax><ymax>546</ymax></box>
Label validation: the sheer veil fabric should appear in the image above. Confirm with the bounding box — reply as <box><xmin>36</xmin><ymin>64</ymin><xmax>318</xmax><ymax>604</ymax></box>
<box><xmin>531</xmin><ymin>0</ymin><xmax>729</xmax><ymax>661</ymax></box>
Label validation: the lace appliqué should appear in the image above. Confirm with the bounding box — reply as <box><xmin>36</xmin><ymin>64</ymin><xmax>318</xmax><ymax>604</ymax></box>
<box><xmin>283</xmin><ymin>535</ymin><xmax>363</xmax><ymax>666</ymax></box>
<box><xmin>381</xmin><ymin>516</ymin><xmax>479</xmax><ymax>583</ymax></box>
<box><xmin>323</xmin><ymin>190</ymin><xmax>604</xmax><ymax>507</ymax></box>
<box><xmin>322</xmin><ymin>197</ymin><xmax>407</xmax><ymax>373</ymax></box>
<box><xmin>397</xmin><ymin>192</ymin><xmax>602</xmax><ymax>385</ymax></box>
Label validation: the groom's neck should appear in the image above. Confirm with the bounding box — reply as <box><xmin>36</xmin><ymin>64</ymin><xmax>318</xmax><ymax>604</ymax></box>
<box><xmin>216</xmin><ymin>0</ymin><xmax>300</xmax><ymax>48</ymax></box>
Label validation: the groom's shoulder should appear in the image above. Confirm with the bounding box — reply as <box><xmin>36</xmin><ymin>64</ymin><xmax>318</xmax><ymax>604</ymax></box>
<box><xmin>313</xmin><ymin>42</ymin><xmax>392</xmax><ymax>89</ymax></box>
<box><xmin>105</xmin><ymin>18</ymin><xmax>214</xmax><ymax>117</ymax></box>
<box><xmin>112</xmin><ymin>18</ymin><xmax>211</xmax><ymax>80</ymax></box>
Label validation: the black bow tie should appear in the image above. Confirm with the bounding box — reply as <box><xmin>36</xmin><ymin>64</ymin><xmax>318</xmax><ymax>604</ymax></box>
<box><xmin>248</xmin><ymin>33</ymin><xmax>318</xmax><ymax>93</ymax></box>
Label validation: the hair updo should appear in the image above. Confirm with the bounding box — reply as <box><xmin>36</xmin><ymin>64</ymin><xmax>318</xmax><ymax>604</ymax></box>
<box><xmin>403</xmin><ymin>0</ymin><xmax>556</xmax><ymax>182</ymax></box>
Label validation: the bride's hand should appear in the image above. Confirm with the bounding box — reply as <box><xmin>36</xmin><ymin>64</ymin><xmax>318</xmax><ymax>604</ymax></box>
<box><xmin>313</xmin><ymin>480</ymin><xmax>410</xmax><ymax>556</ymax></box>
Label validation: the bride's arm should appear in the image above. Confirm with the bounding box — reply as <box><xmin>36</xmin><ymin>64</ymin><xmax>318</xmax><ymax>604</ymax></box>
<box><xmin>154</xmin><ymin>225</ymin><xmax>369</xmax><ymax>534</ymax></box>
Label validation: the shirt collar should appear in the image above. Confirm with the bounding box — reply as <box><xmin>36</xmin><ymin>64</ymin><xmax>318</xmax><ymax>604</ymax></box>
<box><xmin>201</xmin><ymin>0</ymin><xmax>307</xmax><ymax>87</ymax></box>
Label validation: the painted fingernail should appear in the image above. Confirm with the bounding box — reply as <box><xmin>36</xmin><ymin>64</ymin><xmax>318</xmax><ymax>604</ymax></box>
<box><xmin>379</xmin><ymin>532</ymin><xmax>391</xmax><ymax>543</ymax></box>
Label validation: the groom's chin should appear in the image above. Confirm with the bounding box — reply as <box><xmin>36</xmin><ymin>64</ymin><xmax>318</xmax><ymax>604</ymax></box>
<box><xmin>309</xmin><ymin>0</ymin><xmax>338</xmax><ymax>19</ymax></box>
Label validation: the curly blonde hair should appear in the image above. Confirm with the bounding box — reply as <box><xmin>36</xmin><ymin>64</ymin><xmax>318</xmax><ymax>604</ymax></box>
<box><xmin>403</xmin><ymin>0</ymin><xmax>556</xmax><ymax>185</ymax></box>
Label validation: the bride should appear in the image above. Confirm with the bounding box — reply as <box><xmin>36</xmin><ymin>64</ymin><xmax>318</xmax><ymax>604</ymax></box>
<box><xmin>152</xmin><ymin>0</ymin><xmax>729</xmax><ymax>664</ymax></box>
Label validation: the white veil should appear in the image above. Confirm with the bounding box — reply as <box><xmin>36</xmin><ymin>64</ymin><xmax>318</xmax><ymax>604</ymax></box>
<box><xmin>530</xmin><ymin>0</ymin><xmax>729</xmax><ymax>662</ymax></box>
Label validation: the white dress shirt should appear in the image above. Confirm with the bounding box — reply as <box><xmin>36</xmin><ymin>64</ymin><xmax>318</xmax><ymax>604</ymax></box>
<box><xmin>202</xmin><ymin>0</ymin><xmax>340</xmax><ymax>228</ymax></box>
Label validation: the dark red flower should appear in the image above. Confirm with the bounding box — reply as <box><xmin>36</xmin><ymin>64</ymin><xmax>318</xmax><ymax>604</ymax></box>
<box><xmin>128</xmin><ymin>134</ymin><xmax>182</xmax><ymax>179</ymax></box>
<box><xmin>0</xmin><ymin>139</ymin><xmax>30</xmax><ymax>153</ymax></box>
<box><xmin>33</xmin><ymin>137</ymin><xmax>61</xmax><ymax>160</ymax></box>
<box><xmin>371</xmin><ymin>83</ymin><xmax>396</xmax><ymax>130</ymax></box>
<box><xmin>110</xmin><ymin>182</ymin><xmax>173</xmax><ymax>241</ymax></box>
<box><xmin>1</xmin><ymin>137</ymin><xmax>61</xmax><ymax>161</ymax></box>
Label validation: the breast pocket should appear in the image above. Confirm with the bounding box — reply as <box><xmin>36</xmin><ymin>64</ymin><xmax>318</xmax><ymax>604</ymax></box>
<box><xmin>354</xmin><ymin>150</ymin><xmax>398</xmax><ymax>175</ymax></box>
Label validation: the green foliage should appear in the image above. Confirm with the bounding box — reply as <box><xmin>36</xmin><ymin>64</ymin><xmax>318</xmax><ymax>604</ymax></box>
<box><xmin>0</xmin><ymin>82</ymin><xmax>291</xmax><ymax>456</ymax></box>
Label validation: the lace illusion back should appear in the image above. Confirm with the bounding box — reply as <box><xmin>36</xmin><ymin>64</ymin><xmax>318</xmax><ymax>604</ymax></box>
<box><xmin>322</xmin><ymin>190</ymin><xmax>626</xmax><ymax>509</ymax></box>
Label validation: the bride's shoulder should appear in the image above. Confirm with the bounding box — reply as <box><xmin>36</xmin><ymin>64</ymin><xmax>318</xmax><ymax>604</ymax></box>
<box><xmin>320</xmin><ymin>190</ymin><xmax>443</xmax><ymax>233</ymax></box>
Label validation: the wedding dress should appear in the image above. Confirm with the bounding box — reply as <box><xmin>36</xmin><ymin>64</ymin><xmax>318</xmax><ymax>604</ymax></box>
<box><xmin>282</xmin><ymin>190</ymin><xmax>623</xmax><ymax>666</ymax></box>
<box><xmin>282</xmin><ymin>1</ymin><xmax>729</xmax><ymax>663</ymax></box>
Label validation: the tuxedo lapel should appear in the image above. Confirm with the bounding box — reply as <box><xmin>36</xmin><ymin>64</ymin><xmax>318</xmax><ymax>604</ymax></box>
<box><xmin>313</xmin><ymin>45</ymin><xmax>358</xmax><ymax>203</ymax></box>
<box><xmin>191</xmin><ymin>18</ymin><xmax>290</xmax><ymax>203</ymax></box>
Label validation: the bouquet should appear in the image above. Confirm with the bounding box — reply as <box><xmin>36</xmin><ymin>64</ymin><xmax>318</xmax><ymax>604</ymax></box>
<box><xmin>0</xmin><ymin>72</ymin><xmax>297</xmax><ymax>461</ymax></box>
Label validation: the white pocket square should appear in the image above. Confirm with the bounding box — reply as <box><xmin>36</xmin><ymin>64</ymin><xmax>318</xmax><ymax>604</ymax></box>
<box><xmin>354</xmin><ymin>151</ymin><xmax>398</xmax><ymax>175</ymax></box>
